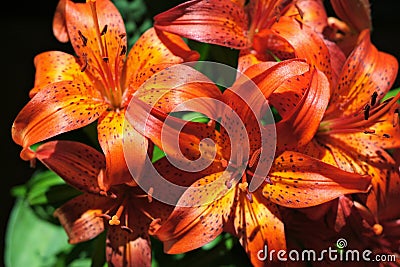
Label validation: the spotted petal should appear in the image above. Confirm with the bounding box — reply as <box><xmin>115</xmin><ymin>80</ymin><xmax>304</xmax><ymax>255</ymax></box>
<box><xmin>326</xmin><ymin>29</ymin><xmax>399</xmax><ymax>118</ymax></box>
<box><xmin>63</xmin><ymin>0</ymin><xmax>126</xmax><ymax>85</ymax></box>
<box><xmin>232</xmin><ymin>191</ymin><xmax>286</xmax><ymax>267</ymax></box>
<box><xmin>123</xmin><ymin>27</ymin><xmax>200</xmax><ymax>100</ymax></box>
<box><xmin>54</xmin><ymin>193</ymin><xmax>109</xmax><ymax>244</ymax></box>
<box><xmin>265</xmin><ymin>151</ymin><xmax>372</xmax><ymax>208</ymax></box>
<box><xmin>276</xmin><ymin>69</ymin><xmax>330</xmax><ymax>151</ymax></box>
<box><xmin>12</xmin><ymin>81</ymin><xmax>108</xmax><ymax>160</ymax></box>
<box><xmin>153</xmin><ymin>171</ymin><xmax>236</xmax><ymax>254</ymax></box>
<box><xmin>154</xmin><ymin>0</ymin><xmax>250</xmax><ymax>49</ymax></box>
<box><xmin>98</xmin><ymin>110</ymin><xmax>147</xmax><ymax>188</ymax></box>
<box><xmin>35</xmin><ymin>140</ymin><xmax>105</xmax><ymax>194</ymax></box>
<box><xmin>30</xmin><ymin>51</ymin><xmax>91</xmax><ymax>97</ymax></box>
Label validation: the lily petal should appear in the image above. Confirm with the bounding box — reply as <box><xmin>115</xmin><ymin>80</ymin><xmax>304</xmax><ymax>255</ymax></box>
<box><xmin>133</xmin><ymin>63</ymin><xmax>222</xmax><ymax>115</ymax></box>
<box><xmin>12</xmin><ymin>81</ymin><xmax>108</xmax><ymax>160</ymax></box>
<box><xmin>30</xmin><ymin>51</ymin><xmax>90</xmax><ymax>97</ymax></box>
<box><xmin>52</xmin><ymin>0</ymin><xmax>68</xmax><ymax>42</ymax></box>
<box><xmin>127</xmin><ymin>98</ymin><xmax>226</xmax><ymax>164</ymax></box>
<box><xmin>106</xmin><ymin>220</ymin><xmax>151</xmax><ymax>267</ymax></box>
<box><xmin>288</xmin><ymin>0</ymin><xmax>328</xmax><ymax>32</ymax></box>
<box><xmin>265</xmin><ymin>151</ymin><xmax>372</xmax><ymax>208</ymax></box>
<box><xmin>276</xmin><ymin>69</ymin><xmax>330</xmax><ymax>151</ymax></box>
<box><xmin>267</xmin><ymin>17</ymin><xmax>336</xmax><ymax>88</ymax></box>
<box><xmin>54</xmin><ymin>193</ymin><xmax>109</xmax><ymax>244</ymax></box>
<box><xmin>98</xmin><ymin>110</ymin><xmax>146</xmax><ymax>187</ymax></box>
<box><xmin>330</xmin><ymin>0</ymin><xmax>371</xmax><ymax>32</ymax></box>
<box><xmin>154</xmin><ymin>0</ymin><xmax>250</xmax><ymax>49</ymax></box>
<box><xmin>153</xmin><ymin>171</ymin><xmax>236</xmax><ymax>254</ymax></box>
<box><xmin>64</xmin><ymin>0</ymin><xmax>126</xmax><ymax>85</ymax></box>
<box><xmin>326</xmin><ymin>29</ymin><xmax>399</xmax><ymax>118</ymax></box>
<box><xmin>232</xmin><ymin>191</ymin><xmax>286</xmax><ymax>266</ymax></box>
<box><xmin>35</xmin><ymin>140</ymin><xmax>105</xmax><ymax>194</ymax></box>
<box><xmin>123</xmin><ymin>27</ymin><xmax>199</xmax><ymax>99</ymax></box>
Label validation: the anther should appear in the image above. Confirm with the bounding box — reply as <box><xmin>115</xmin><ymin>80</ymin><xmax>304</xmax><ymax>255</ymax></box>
<box><xmin>109</xmin><ymin>215</ymin><xmax>120</xmax><ymax>225</ymax></box>
<box><xmin>239</xmin><ymin>182</ymin><xmax>248</xmax><ymax>191</ymax></box>
<box><xmin>264</xmin><ymin>176</ymin><xmax>273</xmax><ymax>184</ymax></box>
<box><xmin>372</xmin><ymin>223</ymin><xmax>383</xmax><ymax>235</ymax></box>
<box><xmin>100</xmin><ymin>24</ymin><xmax>108</xmax><ymax>36</ymax></box>
<box><xmin>393</xmin><ymin>109</ymin><xmax>399</xmax><ymax>127</ymax></box>
<box><xmin>120</xmin><ymin>45</ymin><xmax>127</xmax><ymax>56</ymax></box>
<box><xmin>371</xmin><ymin>91</ymin><xmax>378</xmax><ymax>106</ymax></box>
<box><xmin>363</xmin><ymin>129</ymin><xmax>375</xmax><ymax>134</ymax></box>
<box><xmin>295</xmin><ymin>3</ymin><xmax>304</xmax><ymax>19</ymax></box>
<box><xmin>246</xmin><ymin>192</ymin><xmax>253</xmax><ymax>203</ymax></box>
<box><xmin>225</xmin><ymin>179</ymin><xmax>232</xmax><ymax>189</ymax></box>
<box><xmin>363</xmin><ymin>104</ymin><xmax>370</xmax><ymax>120</ymax></box>
<box><xmin>80</xmin><ymin>53</ymin><xmax>88</xmax><ymax>72</ymax></box>
<box><xmin>78</xmin><ymin>30</ymin><xmax>88</xmax><ymax>46</ymax></box>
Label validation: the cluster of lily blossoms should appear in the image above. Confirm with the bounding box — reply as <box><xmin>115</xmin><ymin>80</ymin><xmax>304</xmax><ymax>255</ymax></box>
<box><xmin>11</xmin><ymin>0</ymin><xmax>400</xmax><ymax>266</ymax></box>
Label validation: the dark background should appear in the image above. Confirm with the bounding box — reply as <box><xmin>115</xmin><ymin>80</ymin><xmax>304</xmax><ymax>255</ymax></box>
<box><xmin>1</xmin><ymin>0</ymin><xmax>399</xmax><ymax>265</ymax></box>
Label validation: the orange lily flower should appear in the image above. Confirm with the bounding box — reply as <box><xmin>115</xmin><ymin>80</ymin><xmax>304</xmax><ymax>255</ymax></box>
<box><xmin>34</xmin><ymin>140</ymin><xmax>182</xmax><ymax>267</ymax></box>
<box><xmin>11</xmin><ymin>0</ymin><xmax>201</xmax><ymax>190</ymax></box>
<box><xmin>153</xmin><ymin>0</ymin><xmax>345</xmax><ymax>88</ymax></box>
<box><xmin>131</xmin><ymin>59</ymin><xmax>372</xmax><ymax>266</ymax></box>
<box><xmin>277</xmin><ymin>29</ymin><xmax>400</xmax><ymax>220</ymax></box>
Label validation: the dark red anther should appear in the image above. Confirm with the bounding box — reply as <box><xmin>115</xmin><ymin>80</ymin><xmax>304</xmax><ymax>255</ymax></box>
<box><xmin>78</xmin><ymin>30</ymin><xmax>88</xmax><ymax>47</ymax></box>
<box><xmin>364</xmin><ymin>104</ymin><xmax>370</xmax><ymax>120</ymax></box>
<box><xmin>101</xmin><ymin>24</ymin><xmax>108</xmax><ymax>36</ymax></box>
<box><xmin>371</xmin><ymin>91</ymin><xmax>378</xmax><ymax>106</ymax></box>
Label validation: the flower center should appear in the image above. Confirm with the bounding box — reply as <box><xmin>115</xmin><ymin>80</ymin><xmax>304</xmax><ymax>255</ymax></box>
<box><xmin>78</xmin><ymin>0</ymin><xmax>127</xmax><ymax>109</ymax></box>
<box><xmin>223</xmin><ymin>147</ymin><xmax>273</xmax><ymax>202</ymax></box>
<box><xmin>318</xmin><ymin>92</ymin><xmax>400</xmax><ymax>137</ymax></box>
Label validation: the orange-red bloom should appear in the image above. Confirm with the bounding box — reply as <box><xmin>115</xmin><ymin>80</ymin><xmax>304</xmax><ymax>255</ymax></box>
<box><xmin>11</xmin><ymin>0</ymin><xmax>200</xmax><ymax>190</ymax></box>
<box><xmin>35</xmin><ymin>140</ymin><xmax>176</xmax><ymax>267</ymax></box>
<box><xmin>153</xmin><ymin>0</ymin><xmax>344</xmax><ymax>87</ymax></box>
<box><xmin>132</xmin><ymin>59</ymin><xmax>372</xmax><ymax>266</ymax></box>
<box><xmin>278</xmin><ymin>30</ymin><xmax>400</xmax><ymax>221</ymax></box>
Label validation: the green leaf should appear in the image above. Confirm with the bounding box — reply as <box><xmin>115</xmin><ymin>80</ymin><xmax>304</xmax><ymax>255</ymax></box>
<box><xmin>381</xmin><ymin>87</ymin><xmax>400</xmax><ymax>102</ymax></box>
<box><xmin>5</xmin><ymin>198</ymin><xmax>72</xmax><ymax>267</ymax></box>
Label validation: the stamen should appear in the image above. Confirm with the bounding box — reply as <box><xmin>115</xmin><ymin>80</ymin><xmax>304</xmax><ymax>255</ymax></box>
<box><xmin>100</xmin><ymin>24</ymin><xmax>108</xmax><ymax>36</ymax></box>
<box><xmin>249</xmin><ymin>148</ymin><xmax>262</xmax><ymax>168</ymax></box>
<box><xmin>98</xmin><ymin>214</ymin><xmax>112</xmax><ymax>220</ymax></box>
<box><xmin>149</xmin><ymin>218</ymin><xmax>162</xmax><ymax>235</ymax></box>
<box><xmin>393</xmin><ymin>109</ymin><xmax>399</xmax><ymax>127</ymax></box>
<box><xmin>372</xmin><ymin>223</ymin><xmax>383</xmax><ymax>235</ymax></box>
<box><xmin>121</xmin><ymin>226</ymin><xmax>133</xmax><ymax>233</ymax></box>
<box><xmin>364</xmin><ymin>104</ymin><xmax>370</xmax><ymax>120</ymax></box>
<box><xmin>295</xmin><ymin>3</ymin><xmax>304</xmax><ymax>19</ymax></box>
<box><xmin>80</xmin><ymin>53</ymin><xmax>88</xmax><ymax>72</ymax></box>
<box><xmin>109</xmin><ymin>215</ymin><xmax>120</xmax><ymax>225</ymax></box>
<box><xmin>78</xmin><ymin>30</ymin><xmax>88</xmax><ymax>47</ymax></box>
<box><xmin>147</xmin><ymin>187</ymin><xmax>154</xmax><ymax>203</ymax></box>
<box><xmin>246</xmin><ymin>192</ymin><xmax>253</xmax><ymax>203</ymax></box>
<box><xmin>120</xmin><ymin>45</ymin><xmax>127</xmax><ymax>56</ymax></box>
<box><xmin>225</xmin><ymin>179</ymin><xmax>232</xmax><ymax>189</ymax></box>
<box><xmin>363</xmin><ymin>129</ymin><xmax>375</xmax><ymax>134</ymax></box>
<box><xmin>239</xmin><ymin>182</ymin><xmax>248</xmax><ymax>191</ymax></box>
<box><xmin>371</xmin><ymin>91</ymin><xmax>378</xmax><ymax>106</ymax></box>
